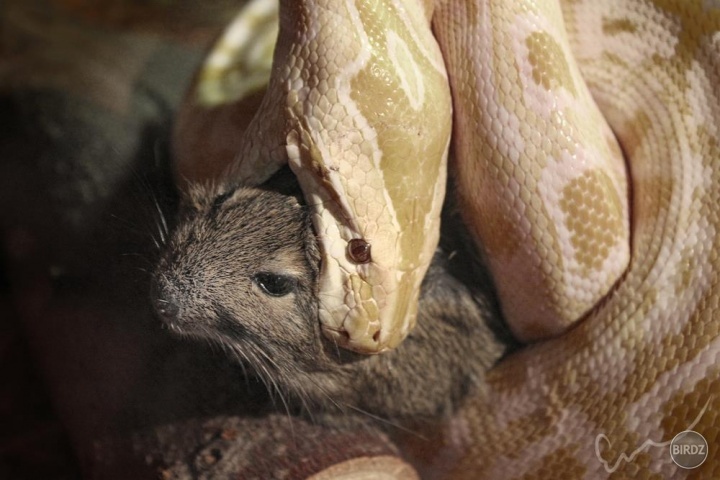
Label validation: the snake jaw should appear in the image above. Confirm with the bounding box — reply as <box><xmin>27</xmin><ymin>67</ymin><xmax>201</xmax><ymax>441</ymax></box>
<box><xmin>287</xmin><ymin>127</ymin><xmax>406</xmax><ymax>353</ymax></box>
<box><xmin>197</xmin><ymin>0</ymin><xmax>451</xmax><ymax>354</ymax></box>
<box><xmin>318</xmin><ymin>253</ymin><xmax>422</xmax><ymax>353</ymax></box>
<box><xmin>277</xmin><ymin>0</ymin><xmax>451</xmax><ymax>354</ymax></box>
<box><xmin>313</xmin><ymin>217</ymin><xmax>433</xmax><ymax>353</ymax></box>
<box><xmin>286</xmin><ymin>111</ymin><xmax>446</xmax><ymax>353</ymax></box>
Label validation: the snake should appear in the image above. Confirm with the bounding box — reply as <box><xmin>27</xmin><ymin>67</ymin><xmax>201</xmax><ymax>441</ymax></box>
<box><xmin>177</xmin><ymin>0</ymin><xmax>720</xmax><ymax>477</ymax></box>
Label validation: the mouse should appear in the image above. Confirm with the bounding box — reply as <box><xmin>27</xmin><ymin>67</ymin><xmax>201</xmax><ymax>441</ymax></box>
<box><xmin>151</xmin><ymin>168</ymin><xmax>515</xmax><ymax>421</ymax></box>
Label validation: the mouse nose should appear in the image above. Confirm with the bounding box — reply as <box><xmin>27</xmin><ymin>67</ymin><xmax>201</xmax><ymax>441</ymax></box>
<box><xmin>151</xmin><ymin>277</ymin><xmax>181</xmax><ymax>323</ymax></box>
<box><xmin>155</xmin><ymin>296</ymin><xmax>180</xmax><ymax>320</ymax></box>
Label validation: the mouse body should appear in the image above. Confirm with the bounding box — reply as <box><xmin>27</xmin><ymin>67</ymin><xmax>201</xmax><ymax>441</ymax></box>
<box><xmin>152</xmin><ymin>170</ymin><xmax>513</xmax><ymax>421</ymax></box>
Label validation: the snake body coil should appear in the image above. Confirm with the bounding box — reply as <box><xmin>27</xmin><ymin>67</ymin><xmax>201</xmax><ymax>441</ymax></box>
<box><xmin>177</xmin><ymin>0</ymin><xmax>720</xmax><ymax>477</ymax></box>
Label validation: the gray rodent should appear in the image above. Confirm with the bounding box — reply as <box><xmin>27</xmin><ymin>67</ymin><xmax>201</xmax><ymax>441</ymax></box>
<box><xmin>152</xmin><ymin>168</ymin><xmax>515</xmax><ymax>421</ymax></box>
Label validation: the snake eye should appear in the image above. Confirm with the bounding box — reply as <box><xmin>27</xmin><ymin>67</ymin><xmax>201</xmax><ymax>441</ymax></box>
<box><xmin>253</xmin><ymin>272</ymin><xmax>297</xmax><ymax>297</ymax></box>
<box><xmin>347</xmin><ymin>238</ymin><xmax>372</xmax><ymax>264</ymax></box>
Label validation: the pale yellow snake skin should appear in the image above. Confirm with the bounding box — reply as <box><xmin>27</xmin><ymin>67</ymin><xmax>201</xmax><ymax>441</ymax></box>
<box><xmin>214</xmin><ymin>0</ymin><xmax>453</xmax><ymax>353</ymax></box>
<box><xmin>193</xmin><ymin>0</ymin><xmax>633</xmax><ymax>353</ymax></box>
<box><xmin>178</xmin><ymin>0</ymin><xmax>720</xmax><ymax>477</ymax></box>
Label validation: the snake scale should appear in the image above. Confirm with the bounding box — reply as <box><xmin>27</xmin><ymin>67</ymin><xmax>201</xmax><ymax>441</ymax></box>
<box><xmin>175</xmin><ymin>0</ymin><xmax>720</xmax><ymax>477</ymax></box>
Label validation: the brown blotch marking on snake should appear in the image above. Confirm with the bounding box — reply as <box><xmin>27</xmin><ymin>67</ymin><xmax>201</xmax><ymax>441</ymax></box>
<box><xmin>526</xmin><ymin>31</ymin><xmax>577</xmax><ymax>95</ymax></box>
<box><xmin>602</xmin><ymin>51</ymin><xmax>630</xmax><ymax>70</ymax></box>
<box><xmin>349</xmin><ymin>2</ymin><xmax>450</xmax><ymax>271</ymax></box>
<box><xmin>594</xmin><ymin>144</ymin><xmax>720</xmax><ymax>465</ymax></box>
<box><xmin>490</xmin><ymin>405</ymin><xmax>560</xmax><ymax>453</ymax></box>
<box><xmin>650</xmin><ymin>0</ymin><xmax>720</xmax><ymax>93</ymax></box>
<box><xmin>516</xmin><ymin>447</ymin><xmax>586</xmax><ymax>480</ymax></box>
<box><xmin>503</xmin><ymin>0</ymin><xmax>626</xmax><ymax>324</ymax></box>
<box><xmin>620</xmin><ymin>114</ymin><xmax>673</xmax><ymax>233</ymax></box>
<box><xmin>595</xmin><ymin>118</ymin><xmax>720</xmax><ymax>414</ymax></box>
<box><xmin>601</xmin><ymin>18</ymin><xmax>638</xmax><ymax>35</ymax></box>
<box><xmin>466</xmin><ymin>1</ymin><xmax>480</xmax><ymax>28</ymax></box>
<box><xmin>674</xmin><ymin>199</ymin><xmax>702</xmax><ymax>295</ymax></box>
<box><xmin>442</xmin><ymin>5</ymin><xmax>716</xmax><ymax>473</ymax></box>
<box><xmin>617</xmin><ymin>109</ymin><xmax>652</xmax><ymax>174</ymax></box>
<box><xmin>477</xmin><ymin>200</ymin><xmax>524</xmax><ymax>259</ymax></box>
<box><xmin>484</xmin><ymin>351</ymin><xmax>529</xmax><ymax>395</ymax></box>
<box><xmin>560</xmin><ymin>170</ymin><xmax>625</xmax><ymax>273</ymax></box>
<box><xmin>659</xmin><ymin>367</ymin><xmax>720</xmax><ymax>479</ymax></box>
<box><xmin>485</xmin><ymin>310</ymin><xmax>596</xmax><ymax>395</ymax></box>
<box><xmin>466</xmin><ymin>3</ymin><xmax>555</xmax><ymax>270</ymax></box>
<box><xmin>488</xmin><ymin>8</ymin><xmax>569</xmax><ymax>313</ymax></box>
<box><xmin>608</xmin><ymin>452</ymin><xmax>663</xmax><ymax>479</ymax></box>
<box><xmin>472</xmin><ymin>179</ymin><xmax>565</xmax><ymax>339</ymax></box>
<box><xmin>446</xmin><ymin>404</ymin><xmax>561</xmax><ymax>478</ymax></box>
<box><xmin>444</xmin><ymin>138</ymin><xmax>717</xmax><ymax>476</ymax></box>
<box><xmin>641</xmin><ymin>172</ymin><xmax>676</xmax><ymax>231</ymax></box>
<box><xmin>435</xmin><ymin>2</ymin><xmax>719</xmax><ymax>476</ymax></box>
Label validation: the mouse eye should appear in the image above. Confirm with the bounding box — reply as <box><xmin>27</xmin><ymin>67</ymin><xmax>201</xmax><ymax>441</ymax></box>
<box><xmin>252</xmin><ymin>272</ymin><xmax>297</xmax><ymax>297</ymax></box>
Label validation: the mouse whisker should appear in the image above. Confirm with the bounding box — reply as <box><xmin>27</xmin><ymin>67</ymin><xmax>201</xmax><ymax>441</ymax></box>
<box><xmin>120</xmin><ymin>252</ymin><xmax>156</xmax><ymax>269</ymax></box>
<box><xmin>124</xmin><ymin>164</ymin><xmax>175</xmax><ymax>251</ymax></box>
<box><xmin>150</xmin><ymin>167</ymin><xmax>510</xmax><ymax>443</ymax></box>
<box><xmin>339</xmin><ymin>403</ymin><xmax>426</xmax><ymax>439</ymax></box>
<box><xmin>229</xmin><ymin>341</ymin><xmax>286</xmax><ymax>413</ymax></box>
<box><xmin>110</xmin><ymin>212</ymin><xmax>163</xmax><ymax>250</ymax></box>
<box><xmin>149</xmin><ymin>192</ymin><xmax>170</xmax><ymax>245</ymax></box>
<box><xmin>251</xmin><ymin>346</ymin><xmax>296</xmax><ymax>421</ymax></box>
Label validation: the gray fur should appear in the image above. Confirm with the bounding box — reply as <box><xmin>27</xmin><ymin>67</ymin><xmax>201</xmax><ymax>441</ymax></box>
<box><xmin>152</xmin><ymin>170</ymin><xmax>513</xmax><ymax>421</ymax></box>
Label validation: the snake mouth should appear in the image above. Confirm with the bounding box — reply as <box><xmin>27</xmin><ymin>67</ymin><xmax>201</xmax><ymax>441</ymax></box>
<box><xmin>321</xmin><ymin>325</ymin><xmax>348</xmax><ymax>336</ymax></box>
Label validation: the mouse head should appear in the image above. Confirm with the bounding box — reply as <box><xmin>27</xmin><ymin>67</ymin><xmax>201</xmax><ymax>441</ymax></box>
<box><xmin>151</xmin><ymin>172</ymin><xmax>331</xmax><ymax>386</ymax></box>
<box><xmin>151</xmin><ymin>170</ymin><xmax>508</xmax><ymax>420</ymax></box>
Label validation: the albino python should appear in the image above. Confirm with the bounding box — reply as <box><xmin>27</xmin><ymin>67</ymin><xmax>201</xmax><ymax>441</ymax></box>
<box><xmin>174</xmin><ymin>0</ymin><xmax>720</xmax><ymax>477</ymax></box>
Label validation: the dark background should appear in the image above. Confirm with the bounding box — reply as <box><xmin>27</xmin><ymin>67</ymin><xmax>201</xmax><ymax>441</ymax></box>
<box><xmin>0</xmin><ymin>1</ymin><xmax>404</xmax><ymax>478</ymax></box>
